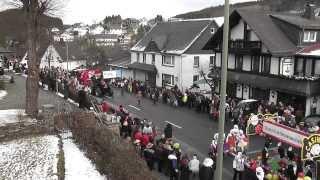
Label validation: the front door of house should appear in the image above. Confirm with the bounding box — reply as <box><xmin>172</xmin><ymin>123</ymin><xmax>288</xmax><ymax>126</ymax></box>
<box><xmin>148</xmin><ymin>73</ymin><xmax>156</xmax><ymax>87</ymax></box>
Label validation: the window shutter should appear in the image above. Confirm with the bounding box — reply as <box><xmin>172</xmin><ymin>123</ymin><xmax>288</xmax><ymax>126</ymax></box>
<box><xmin>172</xmin><ymin>56</ymin><xmax>175</xmax><ymax>65</ymax></box>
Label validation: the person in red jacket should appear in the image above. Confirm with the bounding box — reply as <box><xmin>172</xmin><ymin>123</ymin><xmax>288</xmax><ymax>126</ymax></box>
<box><xmin>101</xmin><ymin>101</ymin><xmax>110</xmax><ymax>113</ymax></box>
<box><xmin>141</xmin><ymin>134</ymin><xmax>150</xmax><ymax>148</ymax></box>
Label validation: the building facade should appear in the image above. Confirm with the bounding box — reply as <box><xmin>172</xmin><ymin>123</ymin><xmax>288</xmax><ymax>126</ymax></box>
<box><xmin>129</xmin><ymin>19</ymin><xmax>218</xmax><ymax>92</ymax></box>
<box><xmin>204</xmin><ymin>6</ymin><xmax>320</xmax><ymax>116</ymax></box>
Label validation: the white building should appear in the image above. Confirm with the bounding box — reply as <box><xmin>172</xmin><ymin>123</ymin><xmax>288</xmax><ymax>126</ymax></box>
<box><xmin>129</xmin><ymin>19</ymin><xmax>219</xmax><ymax>92</ymax></box>
<box><xmin>108</xmin><ymin>24</ymin><xmax>125</xmax><ymax>35</ymax></box>
<box><xmin>90</xmin><ymin>25</ymin><xmax>105</xmax><ymax>35</ymax></box>
<box><xmin>93</xmin><ymin>34</ymin><xmax>118</xmax><ymax>47</ymax></box>
<box><xmin>21</xmin><ymin>42</ymin><xmax>87</xmax><ymax>70</ymax></box>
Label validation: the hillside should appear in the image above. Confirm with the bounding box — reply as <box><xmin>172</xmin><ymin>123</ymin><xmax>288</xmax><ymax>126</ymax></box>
<box><xmin>0</xmin><ymin>8</ymin><xmax>63</xmax><ymax>56</ymax></box>
<box><xmin>175</xmin><ymin>0</ymin><xmax>320</xmax><ymax>19</ymax></box>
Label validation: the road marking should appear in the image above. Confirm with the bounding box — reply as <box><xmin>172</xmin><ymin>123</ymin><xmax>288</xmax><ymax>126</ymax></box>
<box><xmin>56</xmin><ymin>92</ymin><xmax>64</xmax><ymax>98</ymax></box>
<box><xmin>165</xmin><ymin>121</ymin><xmax>182</xmax><ymax>129</ymax></box>
<box><xmin>128</xmin><ymin>105</ymin><xmax>141</xmax><ymax>111</ymax></box>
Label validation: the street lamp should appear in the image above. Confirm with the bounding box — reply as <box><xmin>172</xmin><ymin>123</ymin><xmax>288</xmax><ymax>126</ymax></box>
<box><xmin>215</xmin><ymin>0</ymin><xmax>230</xmax><ymax>179</ymax></box>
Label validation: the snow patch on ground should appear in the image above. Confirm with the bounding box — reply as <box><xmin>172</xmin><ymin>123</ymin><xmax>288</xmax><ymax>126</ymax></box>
<box><xmin>0</xmin><ymin>90</ymin><xmax>7</xmax><ymax>100</ymax></box>
<box><xmin>0</xmin><ymin>109</ymin><xmax>37</xmax><ymax>126</ymax></box>
<box><xmin>0</xmin><ymin>135</ymin><xmax>59</xmax><ymax>180</ymax></box>
<box><xmin>62</xmin><ymin>132</ymin><xmax>107</xmax><ymax>180</ymax></box>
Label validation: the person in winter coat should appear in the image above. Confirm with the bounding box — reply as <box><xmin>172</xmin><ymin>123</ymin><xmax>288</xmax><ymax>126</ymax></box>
<box><xmin>189</xmin><ymin>154</ymin><xmax>200</xmax><ymax>179</ymax></box>
<box><xmin>277</xmin><ymin>142</ymin><xmax>285</xmax><ymax>159</ymax></box>
<box><xmin>78</xmin><ymin>86</ymin><xmax>87</xmax><ymax>109</ymax></box>
<box><xmin>255</xmin><ymin>167</ymin><xmax>265</xmax><ymax>180</ymax></box>
<box><xmin>63</xmin><ymin>78</ymin><xmax>69</xmax><ymax>99</ymax></box>
<box><xmin>285</xmin><ymin>164</ymin><xmax>296</xmax><ymax>180</ymax></box>
<box><xmin>287</xmin><ymin>146</ymin><xmax>295</xmax><ymax>161</ymax></box>
<box><xmin>164</xmin><ymin>123</ymin><xmax>173</xmax><ymax>139</ymax></box>
<box><xmin>144</xmin><ymin>143</ymin><xmax>155</xmax><ymax>171</ymax></box>
<box><xmin>199</xmin><ymin>158</ymin><xmax>214</xmax><ymax>180</ymax></box>
<box><xmin>233</xmin><ymin>152</ymin><xmax>245</xmax><ymax>180</ymax></box>
<box><xmin>168</xmin><ymin>152</ymin><xmax>178</xmax><ymax>180</ymax></box>
<box><xmin>179</xmin><ymin>154</ymin><xmax>190</xmax><ymax>180</ymax></box>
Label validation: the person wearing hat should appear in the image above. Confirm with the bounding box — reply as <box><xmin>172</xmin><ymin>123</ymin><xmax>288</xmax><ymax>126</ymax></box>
<box><xmin>168</xmin><ymin>152</ymin><xmax>178</xmax><ymax>180</ymax></box>
<box><xmin>287</xmin><ymin>146</ymin><xmax>295</xmax><ymax>161</ymax></box>
<box><xmin>277</xmin><ymin>142</ymin><xmax>285</xmax><ymax>159</ymax></box>
<box><xmin>164</xmin><ymin>123</ymin><xmax>173</xmax><ymax>139</ymax></box>
<box><xmin>179</xmin><ymin>154</ymin><xmax>190</xmax><ymax>180</ymax></box>
<box><xmin>189</xmin><ymin>154</ymin><xmax>200</xmax><ymax>179</ymax></box>
<box><xmin>255</xmin><ymin>167</ymin><xmax>265</xmax><ymax>180</ymax></box>
<box><xmin>144</xmin><ymin>143</ymin><xmax>155</xmax><ymax>171</ymax></box>
<box><xmin>199</xmin><ymin>158</ymin><xmax>214</xmax><ymax>180</ymax></box>
<box><xmin>233</xmin><ymin>152</ymin><xmax>245</xmax><ymax>180</ymax></box>
<box><xmin>173</xmin><ymin>143</ymin><xmax>181</xmax><ymax>165</ymax></box>
<box><xmin>154</xmin><ymin>141</ymin><xmax>165</xmax><ymax>173</ymax></box>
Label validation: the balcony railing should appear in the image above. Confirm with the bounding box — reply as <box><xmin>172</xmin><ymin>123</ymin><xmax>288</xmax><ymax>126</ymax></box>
<box><xmin>218</xmin><ymin>40</ymin><xmax>262</xmax><ymax>54</ymax></box>
<box><xmin>230</xmin><ymin>40</ymin><xmax>261</xmax><ymax>48</ymax></box>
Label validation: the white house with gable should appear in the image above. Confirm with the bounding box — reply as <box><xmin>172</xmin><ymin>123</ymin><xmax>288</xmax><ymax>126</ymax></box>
<box><xmin>129</xmin><ymin>19</ymin><xmax>219</xmax><ymax>92</ymax></box>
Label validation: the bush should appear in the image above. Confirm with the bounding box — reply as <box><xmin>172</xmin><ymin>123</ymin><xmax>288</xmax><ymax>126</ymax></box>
<box><xmin>69</xmin><ymin>113</ymin><xmax>158</xmax><ymax>180</ymax></box>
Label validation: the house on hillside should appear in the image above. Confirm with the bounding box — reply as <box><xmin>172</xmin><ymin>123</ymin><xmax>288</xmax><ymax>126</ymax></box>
<box><xmin>108</xmin><ymin>24</ymin><xmax>125</xmax><ymax>35</ymax></box>
<box><xmin>203</xmin><ymin>4</ymin><xmax>320</xmax><ymax>116</ymax></box>
<box><xmin>129</xmin><ymin>19</ymin><xmax>219</xmax><ymax>91</ymax></box>
<box><xmin>21</xmin><ymin>42</ymin><xmax>87</xmax><ymax>70</ymax></box>
<box><xmin>93</xmin><ymin>34</ymin><xmax>119</xmax><ymax>47</ymax></box>
<box><xmin>90</xmin><ymin>25</ymin><xmax>105</xmax><ymax>35</ymax></box>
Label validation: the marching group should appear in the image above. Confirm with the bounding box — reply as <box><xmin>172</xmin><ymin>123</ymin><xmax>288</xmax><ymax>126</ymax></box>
<box><xmin>23</xmin><ymin>66</ymin><xmax>319</xmax><ymax>180</ymax></box>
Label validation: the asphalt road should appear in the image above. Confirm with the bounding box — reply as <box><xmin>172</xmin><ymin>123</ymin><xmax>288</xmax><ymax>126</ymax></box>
<box><xmin>101</xmin><ymin>88</ymin><xmax>270</xmax><ymax>179</ymax></box>
<box><xmin>1</xmin><ymin>75</ymin><xmax>269</xmax><ymax>179</ymax></box>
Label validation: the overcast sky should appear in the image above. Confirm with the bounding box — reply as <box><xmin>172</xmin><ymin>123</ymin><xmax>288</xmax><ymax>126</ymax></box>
<box><xmin>0</xmin><ymin>0</ymin><xmax>257</xmax><ymax>24</ymax></box>
<box><xmin>62</xmin><ymin>0</ymin><xmax>257</xmax><ymax>24</ymax></box>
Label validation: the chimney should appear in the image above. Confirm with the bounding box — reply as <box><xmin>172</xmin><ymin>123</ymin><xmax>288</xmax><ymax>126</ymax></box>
<box><xmin>303</xmin><ymin>3</ymin><xmax>316</xmax><ymax>20</ymax></box>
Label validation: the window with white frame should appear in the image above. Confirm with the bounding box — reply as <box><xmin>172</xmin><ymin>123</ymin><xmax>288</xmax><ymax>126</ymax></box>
<box><xmin>162</xmin><ymin>55</ymin><xmax>175</xmax><ymax>66</ymax></box>
<box><xmin>162</xmin><ymin>74</ymin><xmax>174</xmax><ymax>86</ymax></box>
<box><xmin>194</xmin><ymin>56</ymin><xmax>200</xmax><ymax>67</ymax></box>
<box><xmin>210</xmin><ymin>56</ymin><xmax>215</xmax><ymax>66</ymax></box>
<box><xmin>315</xmin><ymin>60</ymin><xmax>320</xmax><ymax>76</ymax></box>
<box><xmin>193</xmin><ymin>75</ymin><xmax>199</xmax><ymax>82</ymax></box>
<box><xmin>152</xmin><ymin>54</ymin><xmax>155</xmax><ymax>65</ymax></box>
<box><xmin>136</xmin><ymin>53</ymin><xmax>140</xmax><ymax>62</ymax></box>
<box><xmin>303</xmin><ymin>31</ymin><xmax>317</xmax><ymax>42</ymax></box>
<box><xmin>143</xmin><ymin>53</ymin><xmax>146</xmax><ymax>63</ymax></box>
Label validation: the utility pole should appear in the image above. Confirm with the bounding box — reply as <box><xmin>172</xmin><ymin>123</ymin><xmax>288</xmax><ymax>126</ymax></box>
<box><xmin>66</xmin><ymin>39</ymin><xmax>69</xmax><ymax>71</ymax></box>
<box><xmin>215</xmin><ymin>0</ymin><xmax>230</xmax><ymax>179</ymax></box>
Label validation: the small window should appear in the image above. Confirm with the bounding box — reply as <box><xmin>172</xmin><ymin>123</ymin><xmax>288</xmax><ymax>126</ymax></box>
<box><xmin>136</xmin><ymin>53</ymin><xmax>140</xmax><ymax>62</ymax></box>
<box><xmin>235</xmin><ymin>55</ymin><xmax>243</xmax><ymax>71</ymax></box>
<box><xmin>261</xmin><ymin>56</ymin><xmax>270</xmax><ymax>74</ymax></box>
<box><xmin>315</xmin><ymin>60</ymin><xmax>320</xmax><ymax>76</ymax></box>
<box><xmin>304</xmin><ymin>31</ymin><xmax>317</xmax><ymax>42</ymax></box>
<box><xmin>152</xmin><ymin>54</ymin><xmax>155</xmax><ymax>65</ymax></box>
<box><xmin>210</xmin><ymin>56</ymin><xmax>215</xmax><ymax>66</ymax></box>
<box><xmin>210</xmin><ymin>28</ymin><xmax>215</xmax><ymax>34</ymax></box>
<box><xmin>143</xmin><ymin>53</ymin><xmax>146</xmax><ymax>63</ymax></box>
<box><xmin>194</xmin><ymin>56</ymin><xmax>199</xmax><ymax>67</ymax></box>
<box><xmin>162</xmin><ymin>55</ymin><xmax>175</xmax><ymax>66</ymax></box>
<box><xmin>162</xmin><ymin>74</ymin><xmax>174</xmax><ymax>86</ymax></box>
<box><xmin>252</xmin><ymin>55</ymin><xmax>260</xmax><ymax>73</ymax></box>
<box><xmin>193</xmin><ymin>75</ymin><xmax>199</xmax><ymax>82</ymax></box>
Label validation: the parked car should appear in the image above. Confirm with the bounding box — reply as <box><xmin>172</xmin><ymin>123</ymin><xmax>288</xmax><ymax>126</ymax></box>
<box><xmin>303</xmin><ymin>115</ymin><xmax>320</xmax><ymax>129</ymax></box>
<box><xmin>232</xmin><ymin>99</ymin><xmax>259</xmax><ymax>120</ymax></box>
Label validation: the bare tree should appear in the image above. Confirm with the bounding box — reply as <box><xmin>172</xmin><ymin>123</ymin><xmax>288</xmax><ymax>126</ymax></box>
<box><xmin>6</xmin><ymin>0</ymin><xmax>63</xmax><ymax>117</ymax></box>
<box><xmin>199</xmin><ymin>66</ymin><xmax>221</xmax><ymax>98</ymax></box>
